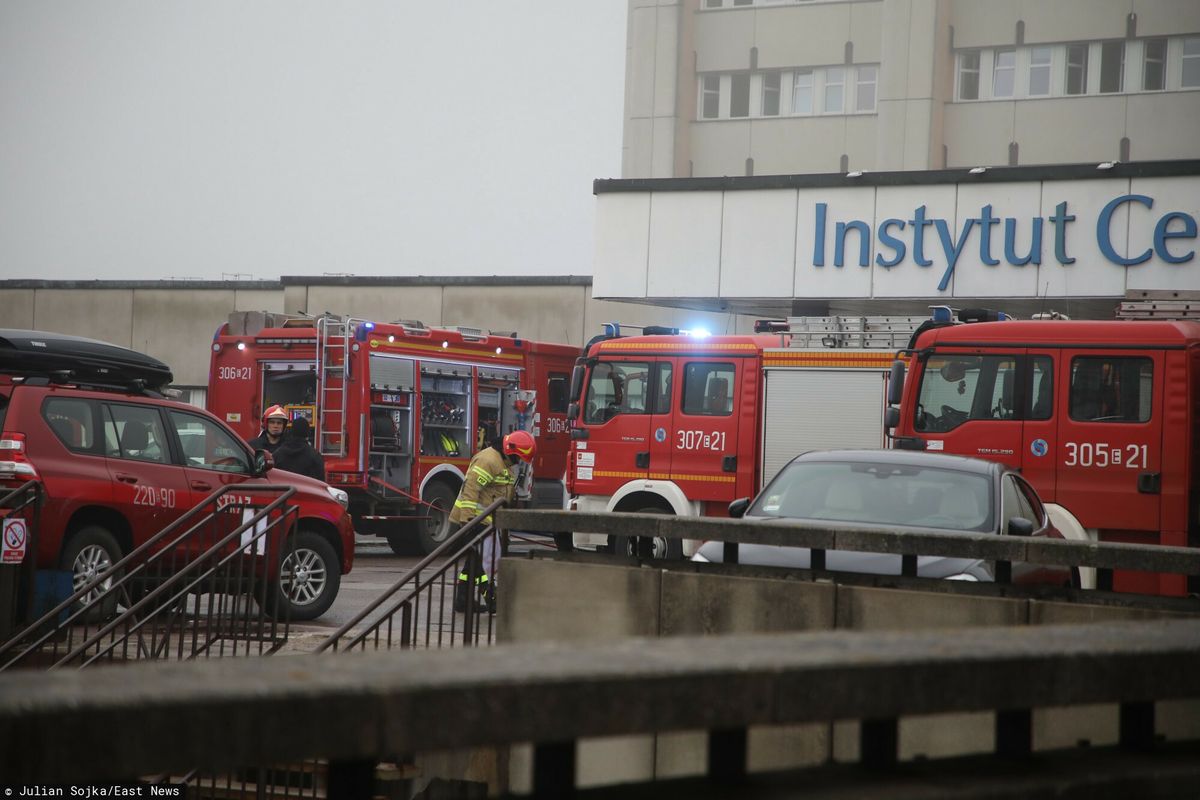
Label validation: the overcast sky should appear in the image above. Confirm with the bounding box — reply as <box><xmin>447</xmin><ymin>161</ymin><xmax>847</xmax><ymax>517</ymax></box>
<box><xmin>0</xmin><ymin>2</ymin><xmax>628</xmax><ymax>280</ymax></box>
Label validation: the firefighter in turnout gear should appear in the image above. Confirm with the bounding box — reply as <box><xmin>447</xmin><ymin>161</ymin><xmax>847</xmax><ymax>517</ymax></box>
<box><xmin>450</xmin><ymin>430</ymin><xmax>536</xmax><ymax>613</ymax></box>
<box><xmin>248</xmin><ymin>405</ymin><xmax>289</xmax><ymax>454</ymax></box>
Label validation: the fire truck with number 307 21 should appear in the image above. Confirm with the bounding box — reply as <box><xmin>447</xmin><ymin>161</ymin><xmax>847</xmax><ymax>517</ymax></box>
<box><xmin>884</xmin><ymin>299</ymin><xmax>1200</xmax><ymax>597</ymax></box>
<box><xmin>208</xmin><ymin>313</ymin><xmax>579</xmax><ymax>554</ymax></box>
<box><xmin>563</xmin><ymin>317</ymin><xmax>925</xmax><ymax>559</ymax></box>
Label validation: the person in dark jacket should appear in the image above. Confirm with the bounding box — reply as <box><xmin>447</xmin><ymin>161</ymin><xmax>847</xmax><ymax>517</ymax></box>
<box><xmin>272</xmin><ymin>417</ymin><xmax>326</xmax><ymax>481</ymax></box>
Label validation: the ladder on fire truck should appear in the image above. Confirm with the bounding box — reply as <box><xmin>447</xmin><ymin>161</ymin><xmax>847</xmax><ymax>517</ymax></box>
<box><xmin>1117</xmin><ymin>291</ymin><xmax>1200</xmax><ymax>321</ymax></box>
<box><xmin>315</xmin><ymin>315</ymin><xmax>353</xmax><ymax>457</ymax></box>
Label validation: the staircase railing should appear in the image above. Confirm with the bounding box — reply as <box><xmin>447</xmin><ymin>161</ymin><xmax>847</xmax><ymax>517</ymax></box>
<box><xmin>0</xmin><ymin>484</ymin><xmax>300</xmax><ymax>671</ymax></box>
<box><xmin>316</xmin><ymin>498</ymin><xmax>506</xmax><ymax>654</ymax></box>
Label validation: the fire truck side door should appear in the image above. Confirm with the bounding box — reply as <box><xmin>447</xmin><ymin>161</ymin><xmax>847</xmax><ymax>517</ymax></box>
<box><xmin>911</xmin><ymin>351</ymin><xmax>1024</xmax><ymax>469</ymax></box>
<box><xmin>668</xmin><ymin>360</ymin><xmax>741</xmax><ymax>504</ymax></box>
<box><xmin>1019</xmin><ymin>351</ymin><xmax>1057</xmax><ymax>500</ymax></box>
<box><xmin>575</xmin><ymin>360</ymin><xmax>654</xmax><ymax>495</ymax></box>
<box><xmin>1055</xmin><ymin>350</ymin><xmax>1163</xmax><ymax>535</ymax></box>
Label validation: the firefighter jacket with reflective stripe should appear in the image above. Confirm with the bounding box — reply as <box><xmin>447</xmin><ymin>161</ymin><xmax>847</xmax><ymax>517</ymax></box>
<box><xmin>449</xmin><ymin>446</ymin><xmax>515</xmax><ymax>526</ymax></box>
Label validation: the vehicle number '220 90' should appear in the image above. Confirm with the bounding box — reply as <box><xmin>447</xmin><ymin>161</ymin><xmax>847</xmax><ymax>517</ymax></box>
<box><xmin>677</xmin><ymin>430</ymin><xmax>726</xmax><ymax>451</ymax></box>
<box><xmin>134</xmin><ymin>485</ymin><xmax>177</xmax><ymax>508</ymax></box>
<box><xmin>217</xmin><ymin>366</ymin><xmax>252</xmax><ymax>381</ymax></box>
<box><xmin>1064</xmin><ymin>442</ymin><xmax>1149</xmax><ymax>469</ymax></box>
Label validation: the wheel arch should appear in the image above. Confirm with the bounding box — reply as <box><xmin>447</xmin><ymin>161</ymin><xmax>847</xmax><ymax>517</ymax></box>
<box><xmin>1044</xmin><ymin>502</ymin><xmax>1097</xmax><ymax>590</ymax></box>
<box><xmin>420</xmin><ymin>465</ymin><xmax>464</xmax><ymax>497</ymax></box>
<box><xmin>295</xmin><ymin>516</ymin><xmax>342</xmax><ymax>569</ymax></box>
<box><xmin>64</xmin><ymin>507</ymin><xmax>133</xmax><ymax>561</ymax></box>
<box><xmin>607</xmin><ymin>480</ymin><xmax>700</xmax><ymax>517</ymax></box>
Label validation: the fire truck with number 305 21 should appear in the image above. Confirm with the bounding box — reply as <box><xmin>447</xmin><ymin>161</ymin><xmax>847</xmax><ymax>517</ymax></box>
<box><xmin>884</xmin><ymin>298</ymin><xmax>1200</xmax><ymax>597</ymax></box>
<box><xmin>563</xmin><ymin>317</ymin><xmax>924</xmax><ymax>559</ymax></box>
<box><xmin>207</xmin><ymin>313</ymin><xmax>579</xmax><ymax>554</ymax></box>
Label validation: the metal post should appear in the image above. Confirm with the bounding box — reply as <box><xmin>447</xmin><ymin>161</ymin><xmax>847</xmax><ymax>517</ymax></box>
<box><xmin>533</xmin><ymin>740</ymin><xmax>576</xmax><ymax>799</ymax></box>
<box><xmin>995</xmin><ymin>708</ymin><xmax>1032</xmax><ymax>756</ymax></box>
<box><xmin>707</xmin><ymin>727</ymin><xmax>747</xmax><ymax>782</ymax></box>
<box><xmin>860</xmin><ymin>718</ymin><xmax>898</xmax><ymax>767</ymax></box>
<box><xmin>327</xmin><ymin>759</ymin><xmax>375</xmax><ymax>800</ymax></box>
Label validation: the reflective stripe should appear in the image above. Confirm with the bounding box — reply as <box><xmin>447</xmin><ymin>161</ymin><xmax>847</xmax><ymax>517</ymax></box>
<box><xmin>454</xmin><ymin>499</ymin><xmax>481</xmax><ymax>511</ymax></box>
<box><xmin>457</xmin><ymin>572</ymin><xmax>490</xmax><ymax>585</ymax></box>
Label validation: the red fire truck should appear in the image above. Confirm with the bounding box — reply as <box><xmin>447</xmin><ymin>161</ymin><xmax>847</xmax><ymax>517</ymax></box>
<box><xmin>884</xmin><ymin>300</ymin><xmax>1200</xmax><ymax>597</ymax></box>
<box><xmin>208</xmin><ymin>313</ymin><xmax>579</xmax><ymax>553</ymax></box>
<box><xmin>564</xmin><ymin>318</ymin><xmax>922</xmax><ymax>557</ymax></box>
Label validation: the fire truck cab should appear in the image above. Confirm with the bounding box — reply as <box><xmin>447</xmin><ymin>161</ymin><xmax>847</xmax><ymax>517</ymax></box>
<box><xmin>208</xmin><ymin>313</ymin><xmax>579</xmax><ymax>554</ymax></box>
<box><xmin>886</xmin><ymin>305</ymin><xmax>1200</xmax><ymax>597</ymax></box>
<box><xmin>565</xmin><ymin>319</ymin><xmax>920</xmax><ymax>556</ymax></box>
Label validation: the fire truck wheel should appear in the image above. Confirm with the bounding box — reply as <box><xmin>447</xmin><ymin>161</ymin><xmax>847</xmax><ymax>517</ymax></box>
<box><xmin>60</xmin><ymin>525</ymin><xmax>123</xmax><ymax>622</ymax></box>
<box><xmin>385</xmin><ymin>527</ymin><xmax>423</xmax><ymax>556</ymax></box>
<box><xmin>609</xmin><ymin>506</ymin><xmax>683</xmax><ymax>560</ymax></box>
<box><xmin>417</xmin><ymin>482</ymin><xmax>457</xmax><ymax>555</ymax></box>
<box><xmin>271</xmin><ymin>530</ymin><xmax>340</xmax><ymax>621</ymax></box>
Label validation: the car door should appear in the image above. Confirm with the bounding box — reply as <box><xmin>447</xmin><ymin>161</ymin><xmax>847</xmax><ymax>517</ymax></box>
<box><xmin>102</xmin><ymin>403</ymin><xmax>192</xmax><ymax>553</ymax></box>
<box><xmin>165</xmin><ymin>409</ymin><xmax>262</xmax><ymax>556</ymax></box>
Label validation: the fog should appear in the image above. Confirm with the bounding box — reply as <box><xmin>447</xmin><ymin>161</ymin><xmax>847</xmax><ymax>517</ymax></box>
<box><xmin>0</xmin><ymin>2</ymin><xmax>627</xmax><ymax>280</ymax></box>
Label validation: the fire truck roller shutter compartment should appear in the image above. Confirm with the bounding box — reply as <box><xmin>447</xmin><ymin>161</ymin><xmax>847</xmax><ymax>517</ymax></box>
<box><xmin>761</xmin><ymin>369</ymin><xmax>887</xmax><ymax>487</ymax></box>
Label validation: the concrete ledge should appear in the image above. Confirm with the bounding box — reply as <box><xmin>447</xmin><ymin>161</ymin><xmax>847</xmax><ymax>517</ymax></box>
<box><xmin>2</xmin><ymin>619</ymin><xmax>1199</xmax><ymax>783</ymax></box>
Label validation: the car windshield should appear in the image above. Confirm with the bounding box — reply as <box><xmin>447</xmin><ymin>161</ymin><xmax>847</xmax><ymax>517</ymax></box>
<box><xmin>748</xmin><ymin>461</ymin><xmax>994</xmax><ymax>533</ymax></box>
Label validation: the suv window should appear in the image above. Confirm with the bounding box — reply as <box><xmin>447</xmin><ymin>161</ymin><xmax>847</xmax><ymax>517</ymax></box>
<box><xmin>168</xmin><ymin>410</ymin><xmax>251</xmax><ymax>474</ymax></box>
<box><xmin>1000</xmin><ymin>474</ymin><xmax>1037</xmax><ymax>528</ymax></box>
<box><xmin>104</xmin><ymin>404</ymin><xmax>169</xmax><ymax>464</ymax></box>
<box><xmin>43</xmin><ymin>397</ymin><xmax>97</xmax><ymax>452</ymax></box>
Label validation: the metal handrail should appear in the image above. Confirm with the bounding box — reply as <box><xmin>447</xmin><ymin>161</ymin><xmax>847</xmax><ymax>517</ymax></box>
<box><xmin>0</xmin><ymin>484</ymin><xmax>297</xmax><ymax>669</ymax></box>
<box><xmin>315</xmin><ymin>498</ymin><xmax>506</xmax><ymax>653</ymax></box>
<box><xmin>58</xmin><ymin>497</ymin><xmax>298</xmax><ymax>669</ymax></box>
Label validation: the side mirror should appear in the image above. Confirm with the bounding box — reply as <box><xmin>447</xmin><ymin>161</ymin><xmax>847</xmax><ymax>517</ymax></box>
<box><xmin>569</xmin><ymin>364</ymin><xmax>586</xmax><ymax>403</ymax></box>
<box><xmin>254</xmin><ymin>449</ymin><xmax>274</xmax><ymax>478</ymax></box>
<box><xmin>1007</xmin><ymin>517</ymin><xmax>1034</xmax><ymax>537</ymax></box>
<box><xmin>567</xmin><ymin>401</ymin><xmax>579</xmax><ymax>421</ymax></box>
<box><xmin>887</xmin><ymin>360</ymin><xmax>906</xmax><ymax>406</ymax></box>
<box><xmin>728</xmin><ymin>497</ymin><xmax>750</xmax><ymax>519</ymax></box>
<box><xmin>883</xmin><ymin>406</ymin><xmax>900</xmax><ymax>430</ymax></box>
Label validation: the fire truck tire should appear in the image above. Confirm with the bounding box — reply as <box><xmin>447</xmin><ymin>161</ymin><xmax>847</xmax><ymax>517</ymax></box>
<box><xmin>417</xmin><ymin>481</ymin><xmax>457</xmax><ymax>555</ymax></box>
<box><xmin>609</xmin><ymin>506</ymin><xmax>683</xmax><ymax>560</ymax></box>
<box><xmin>270</xmin><ymin>530</ymin><xmax>340</xmax><ymax>621</ymax></box>
<box><xmin>385</xmin><ymin>526</ymin><xmax>423</xmax><ymax>556</ymax></box>
<box><xmin>60</xmin><ymin>525</ymin><xmax>123</xmax><ymax>622</ymax></box>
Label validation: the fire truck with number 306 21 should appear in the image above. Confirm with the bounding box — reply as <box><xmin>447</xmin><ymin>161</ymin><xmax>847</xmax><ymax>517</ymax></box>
<box><xmin>884</xmin><ymin>299</ymin><xmax>1200</xmax><ymax>597</ymax></box>
<box><xmin>563</xmin><ymin>318</ymin><xmax>924</xmax><ymax>559</ymax></box>
<box><xmin>208</xmin><ymin>313</ymin><xmax>579</xmax><ymax>554</ymax></box>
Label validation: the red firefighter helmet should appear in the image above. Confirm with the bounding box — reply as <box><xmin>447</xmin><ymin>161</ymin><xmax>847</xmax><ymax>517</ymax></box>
<box><xmin>502</xmin><ymin>430</ymin><xmax>536</xmax><ymax>463</ymax></box>
<box><xmin>263</xmin><ymin>405</ymin><xmax>289</xmax><ymax>425</ymax></box>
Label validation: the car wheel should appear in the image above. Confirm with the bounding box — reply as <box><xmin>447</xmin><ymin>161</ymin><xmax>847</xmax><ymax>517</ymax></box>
<box><xmin>272</xmin><ymin>530</ymin><xmax>340</xmax><ymax>621</ymax></box>
<box><xmin>417</xmin><ymin>482</ymin><xmax>457</xmax><ymax>555</ymax></box>
<box><xmin>60</xmin><ymin>525</ymin><xmax>123</xmax><ymax>621</ymax></box>
<box><xmin>610</xmin><ymin>506</ymin><xmax>682</xmax><ymax>560</ymax></box>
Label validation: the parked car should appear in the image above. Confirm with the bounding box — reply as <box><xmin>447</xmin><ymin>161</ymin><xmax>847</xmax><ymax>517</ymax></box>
<box><xmin>0</xmin><ymin>328</ymin><xmax>354</xmax><ymax>620</ymax></box>
<box><xmin>693</xmin><ymin>449</ymin><xmax>1075</xmax><ymax>587</ymax></box>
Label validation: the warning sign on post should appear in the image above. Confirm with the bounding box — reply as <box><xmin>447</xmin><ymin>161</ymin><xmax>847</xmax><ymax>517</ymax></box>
<box><xmin>3</xmin><ymin>517</ymin><xmax>29</xmax><ymax>564</ymax></box>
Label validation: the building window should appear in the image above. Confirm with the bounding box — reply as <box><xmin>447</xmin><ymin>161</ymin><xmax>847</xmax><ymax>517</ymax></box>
<box><xmin>1184</xmin><ymin>38</ymin><xmax>1200</xmax><ymax>88</ymax></box>
<box><xmin>1066</xmin><ymin>43</ymin><xmax>1089</xmax><ymax>95</ymax></box>
<box><xmin>704</xmin><ymin>0</ymin><xmax>723</xmax><ymax>7</ymax></box>
<box><xmin>1028</xmin><ymin>46</ymin><xmax>1052</xmax><ymax>95</ymax></box>
<box><xmin>733</xmin><ymin>0</ymin><xmax>753</xmax><ymax>5</ymax></box>
<box><xmin>792</xmin><ymin>69</ymin><xmax>813</xmax><ymax>114</ymax></box>
<box><xmin>855</xmin><ymin>65</ymin><xmax>877</xmax><ymax>111</ymax></box>
<box><xmin>1143</xmin><ymin>38</ymin><xmax>1166</xmax><ymax>90</ymax></box>
<box><xmin>823</xmin><ymin>66</ymin><xmax>845</xmax><ymax>113</ymax></box>
<box><xmin>730</xmin><ymin>74</ymin><xmax>750</xmax><ymax>117</ymax></box>
<box><xmin>1099</xmin><ymin>41</ymin><xmax>1124</xmax><ymax>93</ymax></box>
<box><xmin>992</xmin><ymin>49</ymin><xmax>1016</xmax><ymax>97</ymax></box>
<box><xmin>762</xmin><ymin>71</ymin><xmax>781</xmax><ymax>116</ymax></box>
<box><xmin>958</xmin><ymin>51</ymin><xmax>981</xmax><ymax>100</ymax></box>
<box><xmin>701</xmin><ymin>75</ymin><xmax>720</xmax><ymax>119</ymax></box>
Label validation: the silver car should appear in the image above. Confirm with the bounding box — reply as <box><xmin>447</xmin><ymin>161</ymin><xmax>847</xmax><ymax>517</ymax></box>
<box><xmin>693</xmin><ymin>450</ymin><xmax>1073</xmax><ymax>586</ymax></box>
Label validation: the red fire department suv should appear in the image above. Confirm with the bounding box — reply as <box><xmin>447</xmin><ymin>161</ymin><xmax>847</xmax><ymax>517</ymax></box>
<box><xmin>0</xmin><ymin>329</ymin><xmax>354</xmax><ymax>620</ymax></box>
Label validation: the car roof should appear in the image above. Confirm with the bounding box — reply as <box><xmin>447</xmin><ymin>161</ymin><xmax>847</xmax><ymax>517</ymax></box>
<box><xmin>787</xmin><ymin>449</ymin><xmax>1004</xmax><ymax>477</ymax></box>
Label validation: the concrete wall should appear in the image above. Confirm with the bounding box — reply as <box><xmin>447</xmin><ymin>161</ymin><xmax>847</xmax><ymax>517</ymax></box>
<box><xmin>499</xmin><ymin>557</ymin><xmax>1199</xmax><ymax>791</ymax></box>
<box><xmin>0</xmin><ymin>279</ymin><xmax>757</xmax><ymax>387</ymax></box>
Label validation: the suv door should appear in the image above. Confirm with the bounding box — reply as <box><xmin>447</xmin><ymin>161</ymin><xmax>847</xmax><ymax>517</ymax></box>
<box><xmin>102</xmin><ymin>403</ymin><xmax>191</xmax><ymax>552</ymax></box>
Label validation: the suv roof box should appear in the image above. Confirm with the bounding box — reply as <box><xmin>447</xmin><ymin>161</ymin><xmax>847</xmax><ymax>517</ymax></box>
<box><xmin>0</xmin><ymin>329</ymin><xmax>173</xmax><ymax>390</ymax></box>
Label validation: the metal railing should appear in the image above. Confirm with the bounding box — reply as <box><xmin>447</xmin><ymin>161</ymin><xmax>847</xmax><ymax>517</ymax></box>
<box><xmin>0</xmin><ymin>481</ymin><xmax>42</xmax><ymax>640</ymax></box>
<box><xmin>0</xmin><ymin>485</ymin><xmax>300</xmax><ymax>671</ymax></box>
<box><xmin>317</xmin><ymin>498</ymin><xmax>506</xmax><ymax>654</ymax></box>
<box><xmin>3</xmin><ymin>618</ymin><xmax>1198</xmax><ymax>797</ymax></box>
<box><xmin>497</xmin><ymin>509</ymin><xmax>1200</xmax><ymax>597</ymax></box>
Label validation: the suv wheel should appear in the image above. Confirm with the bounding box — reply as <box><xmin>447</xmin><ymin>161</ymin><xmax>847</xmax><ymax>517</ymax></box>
<box><xmin>271</xmin><ymin>530</ymin><xmax>340</xmax><ymax>621</ymax></box>
<box><xmin>60</xmin><ymin>526</ymin><xmax>123</xmax><ymax>621</ymax></box>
